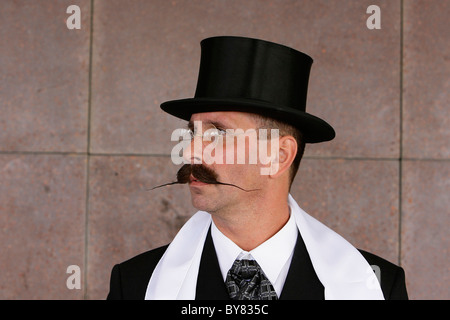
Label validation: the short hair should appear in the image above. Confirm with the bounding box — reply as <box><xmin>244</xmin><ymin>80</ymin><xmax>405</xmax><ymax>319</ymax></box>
<box><xmin>251</xmin><ymin>114</ymin><xmax>306</xmax><ymax>188</ymax></box>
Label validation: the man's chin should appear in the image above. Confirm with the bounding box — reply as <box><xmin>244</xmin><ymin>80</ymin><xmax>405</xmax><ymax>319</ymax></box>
<box><xmin>189</xmin><ymin>187</ymin><xmax>217</xmax><ymax>212</ymax></box>
<box><xmin>190</xmin><ymin>196</ymin><xmax>212</xmax><ymax>212</ymax></box>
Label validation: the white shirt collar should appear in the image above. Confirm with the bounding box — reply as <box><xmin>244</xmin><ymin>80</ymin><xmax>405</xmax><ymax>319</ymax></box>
<box><xmin>146</xmin><ymin>194</ymin><xmax>385</xmax><ymax>300</ymax></box>
<box><xmin>210</xmin><ymin>210</ymin><xmax>298</xmax><ymax>292</ymax></box>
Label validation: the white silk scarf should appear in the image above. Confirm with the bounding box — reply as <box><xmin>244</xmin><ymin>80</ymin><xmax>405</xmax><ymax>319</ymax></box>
<box><xmin>145</xmin><ymin>194</ymin><xmax>384</xmax><ymax>300</ymax></box>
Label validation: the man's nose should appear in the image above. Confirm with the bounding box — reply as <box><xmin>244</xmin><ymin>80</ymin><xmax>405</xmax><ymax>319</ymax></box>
<box><xmin>183</xmin><ymin>136</ymin><xmax>203</xmax><ymax>164</ymax></box>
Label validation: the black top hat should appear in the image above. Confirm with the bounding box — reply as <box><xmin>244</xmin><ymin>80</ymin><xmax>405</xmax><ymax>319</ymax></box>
<box><xmin>161</xmin><ymin>36</ymin><xmax>335</xmax><ymax>143</ymax></box>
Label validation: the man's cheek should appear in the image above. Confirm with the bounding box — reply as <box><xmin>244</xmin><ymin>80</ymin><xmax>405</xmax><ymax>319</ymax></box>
<box><xmin>203</xmin><ymin>138</ymin><xmax>224</xmax><ymax>165</ymax></box>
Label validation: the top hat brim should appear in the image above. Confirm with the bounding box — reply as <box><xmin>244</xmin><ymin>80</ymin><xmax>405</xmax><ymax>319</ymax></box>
<box><xmin>161</xmin><ymin>98</ymin><xmax>335</xmax><ymax>143</ymax></box>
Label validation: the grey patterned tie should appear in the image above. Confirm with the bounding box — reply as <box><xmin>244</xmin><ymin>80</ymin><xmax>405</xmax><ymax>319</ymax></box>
<box><xmin>225</xmin><ymin>259</ymin><xmax>278</xmax><ymax>300</ymax></box>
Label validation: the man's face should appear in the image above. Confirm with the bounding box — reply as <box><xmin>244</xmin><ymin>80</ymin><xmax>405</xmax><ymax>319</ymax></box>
<box><xmin>183</xmin><ymin>111</ymin><xmax>272</xmax><ymax>215</ymax></box>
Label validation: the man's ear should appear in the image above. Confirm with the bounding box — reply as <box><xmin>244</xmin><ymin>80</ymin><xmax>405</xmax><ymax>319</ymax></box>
<box><xmin>268</xmin><ymin>135</ymin><xmax>297</xmax><ymax>178</ymax></box>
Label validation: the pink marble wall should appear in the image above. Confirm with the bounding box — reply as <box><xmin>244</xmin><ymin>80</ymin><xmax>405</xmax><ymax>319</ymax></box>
<box><xmin>0</xmin><ymin>0</ymin><xmax>448</xmax><ymax>299</ymax></box>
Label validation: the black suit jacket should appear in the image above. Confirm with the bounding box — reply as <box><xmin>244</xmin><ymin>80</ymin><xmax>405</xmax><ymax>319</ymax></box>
<box><xmin>107</xmin><ymin>230</ymin><xmax>408</xmax><ymax>300</ymax></box>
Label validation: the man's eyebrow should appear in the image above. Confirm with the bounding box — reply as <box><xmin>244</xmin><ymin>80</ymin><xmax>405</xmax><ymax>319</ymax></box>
<box><xmin>187</xmin><ymin>119</ymin><xmax>230</xmax><ymax>131</ymax></box>
<box><xmin>209</xmin><ymin>120</ymin><xmax>229</xmax><ymax>129</ymax></box>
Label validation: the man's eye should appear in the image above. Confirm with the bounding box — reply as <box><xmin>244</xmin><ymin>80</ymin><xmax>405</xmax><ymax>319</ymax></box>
<box><xmin>205</xmin><ymin>127</ymin><xmax>226</xmax><ymax>138</ymax></box>
<box><xmin>214</xmin><ymin>128</ymin><xmax>227</xmax><ymax>136</ymax></box>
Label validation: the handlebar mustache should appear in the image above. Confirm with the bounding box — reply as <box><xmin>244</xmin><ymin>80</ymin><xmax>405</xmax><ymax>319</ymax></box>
<box><xmin>148</xmin><ymin>164</ymin><xmax>259</xmax><ymax>192</ymax></box>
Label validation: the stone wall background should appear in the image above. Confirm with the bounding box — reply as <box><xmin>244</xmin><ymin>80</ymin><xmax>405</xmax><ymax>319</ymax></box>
<box><xmin>0</xmin><ymin>0</ymin><xmax>448</xmax><ymax>299</ymax></box>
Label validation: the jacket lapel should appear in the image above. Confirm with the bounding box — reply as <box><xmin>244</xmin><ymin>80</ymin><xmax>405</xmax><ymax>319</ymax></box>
<box><xmin>279</xmin><ymin>232</ymin><xmax>324</xmax><ymax>299</ymax></box>
<box><xmin>195</xmin><ymin>228</ymin><xmax>230</xmax><ymax>299</ymax></box>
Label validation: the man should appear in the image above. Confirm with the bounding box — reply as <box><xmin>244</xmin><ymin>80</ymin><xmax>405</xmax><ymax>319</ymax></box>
<box><xmin>107</xmin><ymin>36</ymin><xmax>408</xmax><ymax>300</ymax></box>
